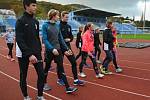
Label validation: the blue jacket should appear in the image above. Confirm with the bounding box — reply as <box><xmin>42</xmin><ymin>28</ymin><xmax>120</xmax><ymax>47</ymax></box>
<box><xmin>42</xmin><ymin>21</ymin><xmax>69</xmax><ymax>52</ymax></box>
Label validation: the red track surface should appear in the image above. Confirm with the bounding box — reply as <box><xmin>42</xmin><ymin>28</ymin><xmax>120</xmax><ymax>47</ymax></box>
<box><xmin>0</xmin><ymin>37</ymin><xmax>150</xmax><ymax>100</ymax></box>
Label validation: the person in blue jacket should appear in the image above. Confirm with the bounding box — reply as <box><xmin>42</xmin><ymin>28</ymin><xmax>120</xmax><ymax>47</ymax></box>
<box><xmin>42</xmin><ymin>9</ymin><xmax>77</xmax><ymax>94</ymax></box>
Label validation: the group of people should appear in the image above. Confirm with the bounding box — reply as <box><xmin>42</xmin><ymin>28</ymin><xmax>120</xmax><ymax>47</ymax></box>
<box><xmin>1</xmin><ymin>0</ymin><xmax>122</xmax><ymax>99</ymax></box>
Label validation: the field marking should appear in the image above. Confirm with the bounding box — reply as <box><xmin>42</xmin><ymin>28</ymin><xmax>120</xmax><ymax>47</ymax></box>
<box><xmin>0</xmin><ymin>70</ymin><xmax>62</xmax><ymax>100</ymax></box>
<box><xmin>0</xmin><ymin>54</ymin><xmax>150</xmax><ymax>98</ymax></box>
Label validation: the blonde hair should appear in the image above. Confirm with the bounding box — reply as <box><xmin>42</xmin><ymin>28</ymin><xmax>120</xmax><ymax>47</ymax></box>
<box><xmin>47</xmin><ymin>9</ymin><xmax>59</xmax><ymax>20</ymax></box>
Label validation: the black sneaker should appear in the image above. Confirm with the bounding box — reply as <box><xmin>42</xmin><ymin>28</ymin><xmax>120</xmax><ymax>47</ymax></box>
<box><xmin>74</xmin><ymin>79</ymin><xmax>84</xmax><ymax>86</ymax></box>
<box><xmin>65</xmin><ymin>87</ymin><xmax>78</xmax><ymax>94</ymax></box>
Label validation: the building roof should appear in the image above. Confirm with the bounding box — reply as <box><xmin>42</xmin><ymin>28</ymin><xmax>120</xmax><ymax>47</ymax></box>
<box><xmin>73</xmin><ymin>8</ymin><xmax>120</xmax><ymax>18</ymax></box>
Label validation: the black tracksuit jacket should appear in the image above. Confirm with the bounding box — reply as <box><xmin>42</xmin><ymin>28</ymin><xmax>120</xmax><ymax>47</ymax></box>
<box><xmin>15</xmin><ymin>12</ymin><xmax>42</xmax><ymax>57</ymax></box>
<box><xmin>60</xmin><ymin>21</ymin><xmax>73</xmax><ymax>48</ymax></box>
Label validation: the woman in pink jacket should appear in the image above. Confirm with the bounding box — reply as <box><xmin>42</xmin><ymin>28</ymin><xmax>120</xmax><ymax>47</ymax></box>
<box><xmin>78</xmin><ymin>23</ymin><xmax>104</xmax><ymax>78</ymax></box>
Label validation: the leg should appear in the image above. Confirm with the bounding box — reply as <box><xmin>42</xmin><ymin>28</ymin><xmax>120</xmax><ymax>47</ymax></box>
<box><xmin>54</xmin><ymin>51</ymin><xmax>70</xmax><ymax>88</ymax></box>
<box><xmin>88</xmin><ymin>55</ymin><xmax>99</xmax><ymax>75</ymax></box>
<box><xmin>79</xmin><ymin>51</ymin><xmax>88</xmax><ymax>73</ymax></box>
<box><xmin>43</xmin><ymin>51</ymin><xmax>53</xmax><ymax>83</ymax></box>
<box><xmin>112</xmin><ymin>50</ymin><xmax>119</xmax><ymax>69</ymax></box>
<box><xmin>18</xmin><ymin>57</ymin><xmax>29</xmax><ymax>97</ymax></box>
<box><xmin>33</xmin><ymin>55</ymin><xmax>45</xmax><ymax>96</ymax></box>
<box><xmin>75</xmin><ymin>48</ymin><xmax>82</xmax><ymax>60</ymax></box>
<box><xmin>97</xmin><ymin>46</ymin><xmax>101</xmax><ymax>60</ymax></box>
<box><xmin>103</xmin><ymin>50</ymin><xmax>113</xmax><ymax>70</ymax></box>
<box><xmin>66</xmin><ymin>54</ymin><xmax>78</xmax><ymax>80</ymax></box>
<box><xmin>7</xmin><ymin>43</ymin><xmax>11</xmax><ymax>57</ymax></box>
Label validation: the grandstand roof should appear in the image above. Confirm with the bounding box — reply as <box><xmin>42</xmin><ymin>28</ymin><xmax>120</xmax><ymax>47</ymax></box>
<box><xmin>73</xmin><ymin>8</ymin><xmax>120</xmax><ymax>18</ymax></box>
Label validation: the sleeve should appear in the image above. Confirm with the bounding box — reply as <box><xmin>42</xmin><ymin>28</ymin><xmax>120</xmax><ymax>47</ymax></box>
<box><xmin>69</xmin><ymin>26</ymin><xmax>74</xmax><ymax>42</ymax></box>
<box><xmin>76</xmin><ymin>32</ymin><xmax>80</xmax><ymax>48</ymax></box>
<box><xmin>42</xmin><ymin>23</ymin><xmax>54</xmax><ymax>51</ymax></box>
<box><xmin>15</xmin><ymin>19</ymin><xmax>33</xmax><ymax>57</ymax></box>
<box><xmin>58</xmin><ymin>31</ymin><xmax>69</xmax><ymax>52</ymax></box>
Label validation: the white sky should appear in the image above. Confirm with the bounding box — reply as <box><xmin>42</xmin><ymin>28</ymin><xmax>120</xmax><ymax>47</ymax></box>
<box><xmin>38</xmin><ymin>0</ymin><xmax>150</xmax><ymax>21</ymax></box>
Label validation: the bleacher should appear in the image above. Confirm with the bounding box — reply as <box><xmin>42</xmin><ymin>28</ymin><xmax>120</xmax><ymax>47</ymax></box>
<box><xmin>114</xmin><ymin>22</ymin><xmax>143</xmax><ymax>34</ymax></box>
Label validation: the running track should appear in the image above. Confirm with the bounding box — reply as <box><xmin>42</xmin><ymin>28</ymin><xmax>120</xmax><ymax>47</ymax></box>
<box><xmin>0</xmin><ymin>37</ymin><xmax>150</xmax><ymax>100</ymax></box>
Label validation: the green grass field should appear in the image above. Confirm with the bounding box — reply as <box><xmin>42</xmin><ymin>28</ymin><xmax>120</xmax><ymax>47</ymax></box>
<box><xmin>117</xmin><ymin>34</ymin><xmax>150</xmax><ymax>40</ymax></box>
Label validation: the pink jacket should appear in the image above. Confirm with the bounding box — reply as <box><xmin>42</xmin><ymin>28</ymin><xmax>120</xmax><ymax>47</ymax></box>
<box><xmin>81</xmin><ymin>30</ymin><xmax>94</xmax><ymax>52</ymax></box>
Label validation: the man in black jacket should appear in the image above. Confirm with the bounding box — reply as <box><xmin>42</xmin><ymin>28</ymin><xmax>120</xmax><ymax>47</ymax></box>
<box><xmin>59</xmin><ymin>11</ymin><xmax>84</xmax><ymax>86</ymax></box>
<box><xmin>15</xmin><ymin>0</ymin><xmax>45</xmax><ymax>99</ymax></box>
<box><xmin>100</xmin><ymin>21</ymin><xmax>114</xmax><ymax>75</ymax></box>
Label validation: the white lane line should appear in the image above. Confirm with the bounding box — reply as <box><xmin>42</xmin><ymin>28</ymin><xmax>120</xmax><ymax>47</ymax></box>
<box><xmin>63</xmin><ymin>63</ymin><xmax>150</xmax><ymax>81</ymax></box>
<box><xmin>0</xmin><ymin>49</ymin><xmax>150</xmax><ymax>98</ymax></box>
<box><xmin>0</xmin><ymin>45</ymin><xmax>150</xmax><ymax>65</ymax></box>
<box><xmin>50</xmin><ymin>72</ymin><xmax>150</xmax><ymax>98</ymax></box>
<box><xmin>0</xmin><ymin>64</ymin><xmax>62</xmax><ymax>100</ymax></box>
<box><xmin>0</xmin><ymin>52</ymin><xmax>150</xmax><ymax>82</ymax></box>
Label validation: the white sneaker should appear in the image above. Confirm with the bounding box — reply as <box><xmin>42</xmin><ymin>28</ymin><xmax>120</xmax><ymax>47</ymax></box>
<box><xmin>37</xmin><ymin>96</ymin><xmax>46</xmax><ymax>100</ymax></box>
<box><xmin>78</xmin><ymin>72</ymin><xmax>86</xmax><ymax>78</ymax></box>
<box><xmin>24</xmin><ymin>96</ymin><xmax>32</xmax><ymax>100</ymax></box>
<box><xmin>96</xmin><ymin>73</ymin><xmax>104</xmax><ymax>78</ymax></box>
<box><xmin>43</xmin><ymin>83</ymin><xmax>51</xmax><ymax>91</ymax></box>
<box><xmin>96</xmin><ymin>60</ymin><xmax>102</xmax><ymax>64</ymax></box>
<box><xmin>116</xmin><ymin>68</ymin><xmax>123</xmax><ymax>73</ymax></box>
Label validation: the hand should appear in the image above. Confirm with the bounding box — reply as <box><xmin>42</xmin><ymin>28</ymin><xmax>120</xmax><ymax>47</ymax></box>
<box><xmin>64</xmin><ymin>49</ymin><xmax>72</xmax><ymax>56</ymax></box>
<box><xmin>68</xmin><ymin>49</ymin><xmax>73</xmax><ymax>55</ymax></box>
<box><xmin>88</xmin><ymin>51</ymin><xmax>95</xmax><ymax>58</ymax></box>
<box><xmin>52</xmin><ymin>49</ymin><xmax>59</xmax><ymax>56</ymax></box>
<box><xmin>64</xmin><ymin>38</ymin><xmax>71</xmax><ymax>42</ymax></box>
<box><xmin>29</xmin><ymin>55</ymin><xmax>37</xmax><ymax>64</ymax></box>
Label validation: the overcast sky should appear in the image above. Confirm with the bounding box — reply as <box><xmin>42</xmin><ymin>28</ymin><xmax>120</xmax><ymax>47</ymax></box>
<box><xmin>38</xmin><ymin>0</ymin><xmax>150</xmax><ymax>21</ymax></box>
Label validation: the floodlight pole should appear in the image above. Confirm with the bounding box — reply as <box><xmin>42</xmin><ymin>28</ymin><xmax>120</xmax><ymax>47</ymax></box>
<box><xmin>143</xmin><ymin>0</ymin><xmax>146</xmax><ymax>32</ymax></box>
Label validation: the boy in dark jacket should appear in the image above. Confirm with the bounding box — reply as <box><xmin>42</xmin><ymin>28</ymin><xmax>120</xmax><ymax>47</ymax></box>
<box><xmin>59</xmin><ymin>11</ymin><xmax>84</xmax><ymax>86</ymax></box>
<box><xmin>15</xmin><ymin>0</ymin><xmax>45</xmax><ymax>99</ymax></box>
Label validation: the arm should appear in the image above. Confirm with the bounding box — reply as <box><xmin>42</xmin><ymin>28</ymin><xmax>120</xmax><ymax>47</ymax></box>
<box><xmin>15</xmin><ymin>19</ymin><xmax>33</xmax><ymax>57</ymax></box>
<box><xmin>58</xmin><ymin>31</ymin><xmax>69</xmax><ymax>52</ymax></box>
<box><xmin>42</xmin><ymin>23</ymin><xmax>54</xmax><ymax>52</ymax></box>
<box><xmin>69</xmin><ymin>26</ymin><xmax>73</xmax><ymax>42</ymax></box>
<box><xmin>76</xmin><ymin>32</ymin><xmax>80</xmax><ymax>48</ymax></box>
<box><xmin>2</xmin><ymin>32</ymin><xmax>8</xmax><ymax>37</ymax></box>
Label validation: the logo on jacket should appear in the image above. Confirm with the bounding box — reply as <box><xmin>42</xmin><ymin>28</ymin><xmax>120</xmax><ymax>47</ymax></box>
<box><xmin>35</xmin><ymin>24</ymin><xmax>38</xmax><ymax>29</ymax></box>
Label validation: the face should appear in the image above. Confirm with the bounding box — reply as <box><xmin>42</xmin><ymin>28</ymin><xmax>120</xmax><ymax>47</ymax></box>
<box><xmin>53</xmin><ymin>13</ymin><xmax>60</xmax><ymax>22</ymax></box>
<box><xmin>89</xmin><ymin>24</ymin><xmax>94</xmax><ymax>31</ymax></box>
<box><xmin>7</xmin><ymin>28</ymin><xmax>12</xmax><ymax>32</ymax></box>
<box><xmin>25</xmin><ymin>3</ymin><xmax>37</xmax><ymax>14</ymax></box>
<box><xmin>62</xmin><ymin>14</ymin><xmax>69</xmax><ymax>22</ymax></box>
<box><xmin>96</xmin><ymin>29</ymin><xmax>100</xmax><ymax>33</ymax></box>
<box><xmin>79</xmin><ymin>27</ymin><xmax>83</xmax><ymax>32</ymax></box>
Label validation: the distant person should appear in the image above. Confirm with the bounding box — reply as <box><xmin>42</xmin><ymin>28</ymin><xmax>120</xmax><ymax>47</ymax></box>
<box><xmin>42</xmin><ymin>9</ymin><xmax>77</xmax><ymax>93</ymax></box>
<box><xmin>15</xmin><ymin>0</ymin><xmax>45</xmax><ymax>99</ymax></box>
<box><xmin>2</xmin><ymin>27</ymin><xmax>15</xmax><ymax>61</ymax></box>
<box><xmin>78</xmin><ymin>22</ymin><xmax>104</xmax><ymax>78</ymax></box>
<box><xmin>111</xmin><ymin>26</ymin><xmax>123</xmax><ymax>73</ymax></box>
<box><xmin>75</xmin><ymin>26</ymin><xmax>90</xmax><ymax>67</ymax></box>
<box><xmin>94</xmin><ymin>28</ymin><xmax>102</xmax><ymax>64</ymax></box>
